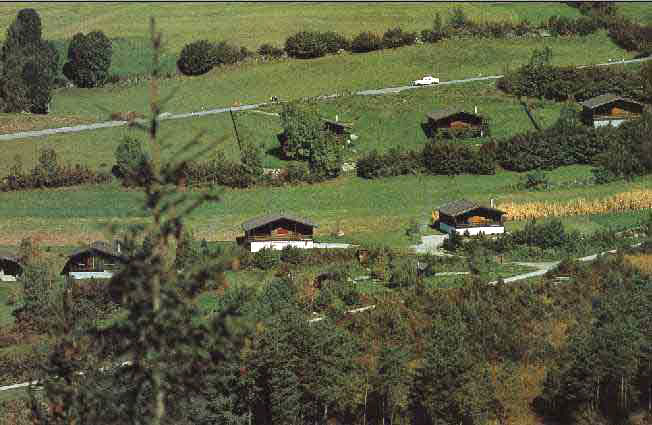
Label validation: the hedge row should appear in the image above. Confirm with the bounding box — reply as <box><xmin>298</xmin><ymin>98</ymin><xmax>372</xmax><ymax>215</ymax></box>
<box><xmin>177</xmin><ymin>40</ymin><xmax>253</xmax><ymax>76</ymax></box>
<box><xmin>569</xmin><ymin>1</ymin><xmax>652</xmax><ymax>53</ymax></box>
<box><xmin>2</xmin><ymin>148</ymin><xmax>111</xmax><ymax>191</ymax></box>
<box><xmin>497</xmin><ymin>52</ymin><xmax>648</xmax><ymax>102</ymax></box>
<box><xmin>356</xmin><ymin>140</ymin><xmax>495</xmax><ymax>179</ymax></box>
<box><xmin>178</xmin><ymin>8</ymin><xmax>606</xmax><ymax>76</ymax></box>
<box><xmin>495</xmin><ymin>113</ymin><xmax>608</xmax><ymax>171</ymax></box>
<box><xmin>496</xmin><ymin>109</ymin><xmax>652</xmax><ymax>174</ymax></box>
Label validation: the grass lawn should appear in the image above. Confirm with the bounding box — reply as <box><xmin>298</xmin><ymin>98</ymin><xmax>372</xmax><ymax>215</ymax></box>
<box><xmin>44</xmin><ymin>30</ymin><xmax>632</xmax><ymax>123</ymax></box>
<box><xmin>2</xmin><ymin>165</ymin><xmax>651</xmax><ymax>246</ymax></box>
<box><xmin>0</xmin><ymin>2</ymin><xmax>584</xmax><ymax>76</ymax></box>
<box><xmin>0</xmin><ymin>80</ymin><xmax>578</xmax><ymax>171</ymax></box>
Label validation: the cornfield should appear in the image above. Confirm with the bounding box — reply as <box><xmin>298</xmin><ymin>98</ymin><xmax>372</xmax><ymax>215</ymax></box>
<box><xmin>498</xmin><ymin>190</ymin><xmax>652</xmax><ymax>221</ymax></box>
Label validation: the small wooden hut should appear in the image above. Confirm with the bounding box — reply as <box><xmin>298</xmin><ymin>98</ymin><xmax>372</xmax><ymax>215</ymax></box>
<box><xmin>61</xmin><ymin>241</ymin><xmax>125</xmax><ymax>279</ymax></box>
<box><xmin>0</xmin><ymin>250</ymin><xmax>22</xmax><ymax>282</ymax></box>
<box><xmin>580</xmin><ymin>94</ymin><xmax>644</xmax><ymax>128</ymax></box>
<box><xmin>426</xmin><ymin>109</ymin><xmax>489</xmax><ymax>138</ymax></box>
<box><xmin>322</xmin><ymin>119</ymin><xmax>353</xmax><ymax>142</ymax></box>
<box><xmin>240</xmin><ymin>213</ymin><xmax>318</xmax><ymax>253</ymax></box>
<box><xmin>437</xmin><ymin>199</ymin><xmax>505</xmax><ymax>236</ymax></box>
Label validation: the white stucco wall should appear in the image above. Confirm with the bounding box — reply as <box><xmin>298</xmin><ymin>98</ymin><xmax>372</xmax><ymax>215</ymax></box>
<box><xmin>439</xmin><ymin>222</ymin><xmax>504</xmax><ymax>236</ymax></box>
<box><xmin>250</xmin><ymin>240</ymin><xmax>315</xmax><ymax>253</ymax></box>
<box><xmin>69</xmin><ymin>271</ymin><xmax>114</xmax><ymax>280</ymax></box>
<box><xmin>0</xmin><ymin>273</ymin><xmax>17</xmax><ymax>282</ymax></box>
<box><xmin>594</xmin><ymin>119</ymin><xmax>625</xmax><ymax>128</ymax></box>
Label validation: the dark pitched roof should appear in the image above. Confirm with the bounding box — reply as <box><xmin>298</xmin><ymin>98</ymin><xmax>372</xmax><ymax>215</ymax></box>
<box><xmin>0</xmin><ymin>249</ymin><xmax>20</xmax><ymax>264</ymax></box>
<box><xmin>322</xmin><ymin>119</ymin><xmax>353</xmax><ymax>129</ymax></box>
<box><xmin>427</xmin><ymin>109</ymin><xmax>482</xmax><ymax>122</ymax></box>
<box><xmin>438</xmin><ymin>199</ymin><xmax>505</xmax><ymax>217</ymax></box>
<box><xmin>242</xmin><ymin>213</ymin><xmax>318</xmax><ymax>231</ymax></box>
<box><xmin>580</xmin><ymin>93</ymin><xmax>643</xmax><ymax>109</ymax></box>
<box><xmin>68</xmin><ymin>241</ymin><xmax>123</xmax><ymax>259</ymax></box>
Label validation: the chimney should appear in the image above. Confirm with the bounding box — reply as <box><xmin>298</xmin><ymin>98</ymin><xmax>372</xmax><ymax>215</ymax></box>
<box><xmin>474</xmin><ymin>105</ymin><xmax>478</xmax><ymax>114</ymax></box>
<box><xmin>335</xmin><ymin>114</ymin><xmax>339</xmax><ymax>122</ymax></box>
<box><xmin>114</xmin><ymin>239</ymin><xmax>121</xmax><ymax>254</ymax></box>
<box><xmin>490</xmin><ymin>198</ymin><xmax>495</xmax><ymax>208</ymax></box>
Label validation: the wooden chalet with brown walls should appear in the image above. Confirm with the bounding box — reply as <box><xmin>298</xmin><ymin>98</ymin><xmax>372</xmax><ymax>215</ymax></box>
<box><xmin>0</xmin><ymin>250</ymin><xmax>22</xmax><ymax>282</ymax></box>
<box><xmin>240</xmin><ymin>213</ymin><xmax>317</xmax><ymax>252</ymax></box>
<box><xmin>322</xmin><ymin>118</ymin><xmax>353</xmax><ymax>142</ymax></box>
<box><xmin>437</xmin><ymin>199</ymin><xmax>505</xmax><ymax>236</ymax></box>
<box><xmin>580</xmin><ymin>94</ymin><xmax>644</xmax><ymax>128</ymax></box>
<box><xmin>61</xmin><ymin>241</ymin><xmax>126</xmax><ymax>279</ymax></box>
<box><xmin>426</xmin><ymin>109</ymin><xmax>489</xmax><ymax>138</ymax></box>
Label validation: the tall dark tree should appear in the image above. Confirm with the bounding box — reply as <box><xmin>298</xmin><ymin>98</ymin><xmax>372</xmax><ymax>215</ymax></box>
<box><xmin>63</xmin><ymin>31</ymin><xmax>113</xmax><ymax>88</ymax></box>
<box><xmin>0</xmin><ymin>8</ymin><xmax>59</xmax><ymax>113</ymax></box>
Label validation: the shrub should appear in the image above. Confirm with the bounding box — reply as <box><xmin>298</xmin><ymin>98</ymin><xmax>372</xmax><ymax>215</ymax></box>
<box><xmin>213</xmin><ymin>40</ymin><xmax>243</xmax><ymax>65</ymax></box>
<box><xmin>518</xmin><ymin>170</ymin><xmax>550</xmax><ymax>190</ymax></box>
<box><xmin>285</xmin><ymin>162</ymin><xmax>311</xmax><ymax>183</ymax></box>
<box><xmin>280</xmin><ymin>246</ymin><xmax>307</xmax><ymax>265</ymax></box>
<box><xmin>177</xmin><ymin>40</ymin><xmax>217</xmax><ymax>76</ymax></box>
<box><xmin>448</xmin><ymin>7</ymin><xmax>471</xmax><ymax>31</ymax></box>
<box><xmin>356</xmin><ymin>148</ymin><xmax>423</xmax><ymax>179</ymax></box>
<box><xmin>113</xmin><ymin>136</ymin><xmax>152</xmax><ymax>186</ymax></box>
<box><xmin>318</xmin><ymin>31</ymin><xmax>350</xmax><ymax>53</ymax></box>
<box><xmin>284</xmin><ymin>31</ymin><xmax>327</xmax><ymax>59</ymax></box>
<box><xmin>382</xmin><ymin>27</ymin><xmax>417</xmax><ymax>49</ymax></box>
<box><xmin>309</xmin><ymin>134</ymin><xmax>344</xmax><ymax>180</ymax></box>
<box><xmin>351</xmin><ymin>31</ymin><xmax>383</xmax><ymax>53</ymax></box>
<box><xmin>257</xmin><ymin>43</ymin><xmax>284</xmax><ymax>58</ymax></box>
<box><xmin>422</xmin><ymin>140</ymin><xmax>495</xmax><ymax>175</ymax></box>
<box><xmin>63</xmin><ymin>31</ymin><xmax>112</xmax><ymax>88</ymax></box>
<box><xmin>2</xmin><ymin>148</ymin><xmax>111</xmax><ymax>191</ymax></box>
<box><xmin>421</xmin><ymin>13</ymin><xmax>448</xmax><ymax>43</ymax></box>
<box><xmin>388</xmin><ymin>256</ymin><xmax>420</xmax><ymax>289</ymax></box>
<box><xmin>279</xmin><ymin>101</ymin><xmax>323</xmax><ymax>160</ymax></box>
<box><xmin>253</xmin><ymin>248</ymin><xmax>281</xmax><ymax>270</ymax></box>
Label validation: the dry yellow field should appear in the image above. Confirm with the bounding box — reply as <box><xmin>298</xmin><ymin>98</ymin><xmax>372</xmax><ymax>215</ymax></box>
<box><xmin>499</xmin><ymin>190</ymin><xmax>652</xmax><ymax>221</ymax></box>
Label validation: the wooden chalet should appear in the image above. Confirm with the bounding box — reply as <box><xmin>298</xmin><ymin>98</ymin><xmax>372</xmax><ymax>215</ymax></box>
<box><xmin>437</xmin><ymin>199</ymin><xmax>505</xmax><ymax>236</ymax></box>
<box><xmin>580</xmin><ymin>94</ymin><xmax>644</xmax><ymax>128</ymax></box>
<box><xmin>240</xmin><ymin>213</ymin><xmax>318</xmax><ymax>253</ymax></box>
<box><xmin>0</xmin><ymin>250</ymin><xmax>22</xmax><ymax>282</ymax></box>
<box><xmin>61</xmin><ymin>241</ymin><xmax>125</xmax><ymax>279</ymax></box>
<box><xmin>426</xmin><ymin>109</ymin><xmax>489</xmax><ymax>138</ymax></box>
<box><xmin>322</xmin><ymin>119</ymin><xmax>353</xmax><ymax>142</ymax></box>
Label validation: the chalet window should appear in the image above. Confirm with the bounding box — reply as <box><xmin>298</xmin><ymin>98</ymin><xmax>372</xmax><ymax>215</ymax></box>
<box><xmin>275</xmin><ymin>227</ymin><xmax>289</xmax><ymax>235</ymax></box>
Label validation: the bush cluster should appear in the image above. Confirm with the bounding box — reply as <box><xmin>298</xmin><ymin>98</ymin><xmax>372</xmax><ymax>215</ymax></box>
<box><xmin>381</xmin><ymin>27</ymin><xmax>417</xmax><ymax>49</ymax></box>
<box><xmin>356</xmin><ymin>148</ymin><xmax>423</xmax><ymax>178</ymax></box>
<box><xmin>356</xmin><ymin>140</ymin><xmax>495</xmax><ymax>179</ymax></box>
<box><xmin>284</xmin><ymin>31</ymin><xmax>349</xmax><ymax>59</ymax></box>
<box><xmin>257</xmin><ymin>43</ymin><xmax>284</xmax><ymax>59</ymax></box>
<box><xmin>2</xmin><ymin>149</ymin><xmax>111</xmax><ymax>191</ymax></box>
<box><xmin>63</xmin><ymin>30</ymin><xmax>112</xmax><ymax>88</ymax></box>
<box><xmin>177</xmin><ymin>39</ymin><xmax>251</xmax><ymax>76</ymax></box>
<box><xmin>496</xmin><ymin>114</ymin><xmax>607</xmax><ymax>172</ymax></box>
<box><xmin>422</xmin><ymin>140</ymin><xmax>495</xmax><ymax>175</ymax></box>
<box><xmin>350</xmin><ymin>31</ymin><xmax>384</xmax><ymax>53</ymax></box>
<box><xmin>495</xmin><ymin>108</ymin><xmax>652</xmax><ymax>174</ymax></box>
<box><xmin>497</xmin><ymin>48</ymin><xmax>645</xmax><ymax>102</ymax></box>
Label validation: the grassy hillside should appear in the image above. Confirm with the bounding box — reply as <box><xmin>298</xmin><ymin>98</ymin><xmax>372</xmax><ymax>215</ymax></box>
<box><xmin>0</xmin><ymin>2</ymin><xmax>583</xmax><ymax>51</ymax></box>
<box><xmin>1</xmin><ymin>167</ymin><xmax>651</xmax><ymax>247</ymax></box>
<box><xmin>46</xmin><ymin>31</ymin><xmax>633</xmax><ymax>120</ymax></box>
<box><xmin>1</xmin><ymin>81</ymin><xmax>568</xmax><ymax>170</ymax></box>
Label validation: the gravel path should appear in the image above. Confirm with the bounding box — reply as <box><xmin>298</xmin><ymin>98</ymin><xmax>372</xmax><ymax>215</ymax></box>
<box><xmin>2</xmin><ymin>56</ymin><xmax>649</xmax><ymax>141</ymax></box>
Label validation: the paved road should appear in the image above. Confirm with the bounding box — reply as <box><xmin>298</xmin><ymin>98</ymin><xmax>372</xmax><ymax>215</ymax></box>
<box><xmin>2</xmin><ymin>56</ymin><xmax>649</xmax><ymax>141</ymax></box>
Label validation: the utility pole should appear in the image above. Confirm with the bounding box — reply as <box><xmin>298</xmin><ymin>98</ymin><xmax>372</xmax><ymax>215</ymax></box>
<box><xmin>229</xmin><ymin>107</ymin><xmax>243</xmax><ymax>154</ymax></box>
